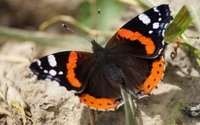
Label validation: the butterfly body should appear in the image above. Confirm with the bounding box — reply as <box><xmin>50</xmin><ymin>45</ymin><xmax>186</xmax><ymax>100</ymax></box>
<box><xmin>30</xmin><ymin>4</ymin><xmax>172</xmax><ymax>111</ymax></box>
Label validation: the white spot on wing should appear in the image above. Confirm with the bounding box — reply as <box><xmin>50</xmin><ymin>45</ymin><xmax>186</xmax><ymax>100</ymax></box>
<box><xmin>49</xmin><ymin>69</ymin><xmax>57</xmax><ymax>76</ymax></box>
<box><xmin>36</xmin><ymin>60</ymin><xmax>41</xmax><ymax>66</ymax></box>
<box><xmin>158</xmin><ymin>18</ymin><xmax>162</xmax><ymax>21</ymax></box>
<box><xmin>69</xmin><ymin>90</ymin><xmax>77</xmax><ymax>93</ymax></box>
<box><xmin>158</xmin><ymin>48</ymin><xmax>163</xmax><ymax>55</ymax></box>
<box><xmin>138</xmin><ymin>14</ymin><xmax>151</xmax><ymax>25</ymax></box>
<box><xmin>90</xmin><ymin>107</ymin><xmax>96</xmax><ymax>110</ymax></box>
<box><xmin>98</xmin><ymin>109</ymin><xmax>106</xmax><ymax>111</ymax></box>
<box><xmin>162</xmin><ymin>29</ymin><xmax>165</xmax><ymax>37</ymax></box>
<box><xmin>48</xmin><ymin>55</ymin><xmax>57</xmax><ymax>67</ymax></box>
<box><xmin>153</xmin><ymin>22</ymin><xmax>159</xmax><ymax>29</ymax></box>
<box><xmin>58</xmin><ymin>71</ymin><xmax>63</xmax><ymax>75</ymax></box>
<box><xmin>149</xmin><ymin>30</ymin><xmax>153</xmax><ymax>34</ymax></box>
<box><xmin>107</xmin><ymin>108</ymin><xmax>115</xmax><ymax>111</ymax></box>
<box><xmin>44</xmin><ymin>70</ymin><xmax>48</xmax><ymax>73</ymax></box>
<box><xmin>137</xmin><ymin>94</ymin><xmax>149</xmax><ymax>99</ymax></box>
<box><xmin>162</xmin><ymin>40</ymin><xmax>165</xmax><ymax>45</ymax></box>
<box><xmin>153</xmin><ymin>7</ymin><xmax>159</xmax><ymax>13</ymax></box>
<box><xmin>116</xmin><ymin>102</ymin><xmax>124</xmax><ymax>110</ymax></box>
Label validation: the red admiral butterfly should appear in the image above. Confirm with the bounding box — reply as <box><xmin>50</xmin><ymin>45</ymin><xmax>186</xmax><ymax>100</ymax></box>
<box><xmin>30</xmin><ymin>4</ymin><xmax>172</xmax><ymax>111</ymax></box>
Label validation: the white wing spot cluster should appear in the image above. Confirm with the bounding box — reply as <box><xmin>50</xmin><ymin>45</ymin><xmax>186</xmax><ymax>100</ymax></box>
<box><xmin>145</xmin><ymin>6</ymin><xmax>165</xmax><ymax>35</ymax></box>
<box><xmin>153</xmin><ymin>6</ymin><xmax>167</xmax><ymax>45</ymax></box>
<box><xmin>138</xmin><ymin>7</ymin><xmax>163</xmax><ymax>35</ymax></box>
<box><xmin>138</xmin><ymin>14</ymin><xmax>151</xmax><ymax>25</ymax></box>
<box><xmin>153</xmin><ymin>6</ymin><xmax>167</xmax><ymax>46</ymax></box>
<box><xmin>48</xmin><ymin>55</ymin><xmax>57</xmax><ymax>67</ymax></box>
<box><xmin>34</xmin><ymin>56</ymin><xmax>64</xmax><ymax>77</ymax></box>
<box><xmin>43</xmin><ymin>68</ymin><xmax>63</xmax><ymax>77</ymax></box>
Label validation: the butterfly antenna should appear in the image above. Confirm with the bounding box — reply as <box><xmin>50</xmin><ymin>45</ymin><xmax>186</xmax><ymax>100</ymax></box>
<box><xmin>96</xmin><ymin>9</ymin><xmax>101</xmax><ymax>42</ymax></box>
<box><xmin>62</xmin><ymin>24</ymin><xmax>92</xmax><ymax>43</ymax></box>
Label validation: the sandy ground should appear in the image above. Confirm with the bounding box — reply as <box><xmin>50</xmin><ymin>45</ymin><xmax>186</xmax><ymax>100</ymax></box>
<box><xmin>0</xmin><ymin>1</ymin><xmax>200</xmax><ymax>125</ymax></box>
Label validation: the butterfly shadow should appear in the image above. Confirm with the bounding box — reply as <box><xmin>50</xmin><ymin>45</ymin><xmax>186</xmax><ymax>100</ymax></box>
<box><xmin>164</xmin><ymin>48</ymin><xmax>200</xmax><ymax>104</ymax></box>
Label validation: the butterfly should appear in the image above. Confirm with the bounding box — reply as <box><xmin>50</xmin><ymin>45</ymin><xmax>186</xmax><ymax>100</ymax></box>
<box><xmin>30</xmin><ymin>4</ymin><xmax>172</xmax><ymax>111</ymax></box>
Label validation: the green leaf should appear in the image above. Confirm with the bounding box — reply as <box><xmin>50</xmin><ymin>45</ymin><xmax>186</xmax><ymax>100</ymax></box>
<box><xmin>165</xmin><ymin>5</ymin><xmax>192</xmax><ymax>42</ymax></box>
<box><xmin>120</xmin><ymin>85</ymin><xmax>136</xmax><ymax>125</ymax></box>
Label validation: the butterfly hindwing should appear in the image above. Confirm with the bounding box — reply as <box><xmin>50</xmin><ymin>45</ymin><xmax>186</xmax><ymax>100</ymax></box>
<box><xmin>77</xmin><ymin>55</ymin><xmax>124</xmax><ymax>110</ymax></box>
<box><xmin>112</xmin><ymin>55</ymin><xmax>165</xmax><ymax>97</ymax></box>
<box><xmin>30</xmin><ymin>51</ymin><xmax>94</xmax><ymax>93</ymax></box>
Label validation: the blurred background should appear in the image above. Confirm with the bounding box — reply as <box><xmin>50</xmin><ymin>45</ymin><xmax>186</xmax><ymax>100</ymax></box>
<box><xmin>0</xmin><ymin>0</ymin><xmax>131</xmax><ymax>51</ymax></box>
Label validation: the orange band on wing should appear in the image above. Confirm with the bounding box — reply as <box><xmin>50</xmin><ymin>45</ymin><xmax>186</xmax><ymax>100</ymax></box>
<box><xmin>66</xmin><ymin>52</ymin><xmax>82</xmax><ymax>88</ymax></box>
<box><xmin>78</xmin><ymin>93</ymin><xmax>123</xmax><ymax>111</ymax></box>
<box><xmin>117</xmin><ymin>29</ymin><xmax>155</xmax><ymax>55</ymax></box>
<box><xmin>139</xmin><ymin>57</ymin><xmax>165</xmax><ymax>95</ymax></box>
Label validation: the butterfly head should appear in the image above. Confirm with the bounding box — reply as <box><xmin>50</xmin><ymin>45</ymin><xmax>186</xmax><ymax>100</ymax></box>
<box><xmin>92</xmin><ymin>40</ymin><xmax>111</xmax><ymax>65</ymax></box>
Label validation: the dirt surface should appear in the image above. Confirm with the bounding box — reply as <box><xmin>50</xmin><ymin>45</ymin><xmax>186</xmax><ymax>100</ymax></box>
<box><xmin>0</xmin><ymin>1</ymin><xmax>200</xmax><ymax>125</ymax></box>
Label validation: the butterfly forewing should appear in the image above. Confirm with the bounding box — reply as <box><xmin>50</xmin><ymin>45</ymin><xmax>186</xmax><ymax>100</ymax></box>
<box><xmin>30</xmin><ymin>51</ymin><xmax>94</xmax><ymax>93</ymax></box>
<box><xmin>106</xmin><ymin>4</ymin><xmax>172</xmax><ymax>58</ymax></box>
